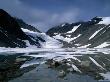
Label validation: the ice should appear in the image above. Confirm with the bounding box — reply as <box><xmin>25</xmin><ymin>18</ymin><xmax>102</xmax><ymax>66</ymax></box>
<box><xmin>21</xmin><ymin>28</ymin><xmax>62</xmax><ymax>48</ymax></box>
<box><xmin>40</xmin><ymin>33</ymin><xmax>63</xmax><ymax>48</ymax></box>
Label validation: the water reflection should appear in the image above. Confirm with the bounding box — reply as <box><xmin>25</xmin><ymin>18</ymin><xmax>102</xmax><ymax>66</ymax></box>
<box><xmin>0</xmin><ymin>53</ymin><xmax>37</xmax><ymax>82</ymax></box>
<box><xmin>0</xmin><ymin>51</ymin><xmax>110</xmax><ymax>82</ymax></box>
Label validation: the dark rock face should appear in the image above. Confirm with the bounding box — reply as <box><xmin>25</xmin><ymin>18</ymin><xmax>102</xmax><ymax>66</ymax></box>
<box><xmin>47</xmin><ymin>17</ymin><xmax>110</xmax><ymax>48</ymax></box>
<box><xmin>0</xmin><ymin>54</ymin><xmax>37</xmax><ymax>82</ymax></box>
<box><xmin>0</xmin><ymin>9</ymin><xmax>27</xmax><ymax>40</ymax></box>
<box><xmin>47</xmin><ymin>22</ymin><xmax>81</xmax><ymax>36</ymax></box>
<box><xmin>15</xmin><ymin>18</ymin><xmax>41</xmax><ymax>33</ymax></box>
<box><xmin>0</xmin><ymin>9</ymin><xmax>41</xmax><ymax>48</ymax></box>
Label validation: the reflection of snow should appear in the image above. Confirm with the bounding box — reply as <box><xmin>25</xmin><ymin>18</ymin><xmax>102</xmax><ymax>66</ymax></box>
<box><xmin>100</xmin><ymin>72</ymin><xmax>110</xmax><ymax>81</ymax></box>
<box><xmin>0</xmin><ymin>47</ymin><xmax>110</xmax><ymax>81</ymax></box>
<box><xmin>72</xmin><ymin>64</ymin><xmax>81</xmax><ymax>73</ymax></box>
<box><xmin>89</xmin><ymin>57</ymin><xmax>105</xmax><ymax>70</ymax></box>
<box><xmin>0</xmin><ymin>48</ymin><xmax>110</xmax><ymax>54</ymax></box>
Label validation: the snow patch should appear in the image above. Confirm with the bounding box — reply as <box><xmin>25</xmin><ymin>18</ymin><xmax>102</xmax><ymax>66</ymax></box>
<box><xmin>53</xmin><ymin>34</ymin><xmax>81</xmax><ymax>43</ymax></box>
<box><xmin>78</xmin><ymin>44</ymin><xmax>91</xmax><ymax>48</ymax></box>
<box><xmin>21</xmin><ymin>28</ymin><xmax>37</xmax><ymax>34</ymax></box>
<box><xmin>74</xmin><ymin>44</ymin><xmax>81</xmax><ymax>46</ymax></box>
<box><xmin>61</xmin><ymin>23</ymin><xmax>66</xmax><ymax>27</ymax></box>
<box><xmin>67</xmin><ymin>24</ymin><xmax>81</xmax><ymax>33</ymax></box>
<box><xmin>95</xmin><ymin>42</ymin><xmax>110</xmax><ymax>48</ymax></box>
<box><xmin>98</xmin><ymin>17</ymin><xmax>110</xmax><ymax>25</ymax></box>
<box><xmin>89</xmin><ymin>28</ymin><xmax>104</xmax><ymax>40</ymax></box>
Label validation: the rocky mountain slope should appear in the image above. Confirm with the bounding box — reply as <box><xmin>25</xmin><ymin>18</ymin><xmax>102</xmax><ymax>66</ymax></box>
<box><xmin>0</xmin><ymin>9</ymin><xmax>43</xmax><ymax>48</ymax></box>
<box><xmin>47</xmin><ymin>17</ymin><xmax>110</xmax><ymax>48</ymax></box>
<box><xmin>1</xmin><ymin>8</ymin><xmax>110</xmax><ymax>48</ymax></box>
<box><xmin>0</xmin><ymin>9</ymin><xmax>62</xmax><ymax>48</ymax></box>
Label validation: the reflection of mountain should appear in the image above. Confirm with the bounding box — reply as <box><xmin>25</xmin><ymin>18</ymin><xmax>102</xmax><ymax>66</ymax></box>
<box><xmin>46</xmin><ymin>53</ymin><xmax>110</xmax><ymax>80</ymax></box>
<box><xmin>0</xmin><ymin>54</ymin><xmax>37</xmax><ymax>82</ymax></box>
<box><xmin>1</xmin><ymin>51</ymin><xmax>110</xmax><ymax>81</ymax></box>
<box><xmin>1</xmin><ymin>9</ymin><xmax>110</xmax><ymax>82</ymax></box>
<box><xmin>47</xmin><ymin>17</ymin><xmax>110</xmax><ymax>48</ymax></box>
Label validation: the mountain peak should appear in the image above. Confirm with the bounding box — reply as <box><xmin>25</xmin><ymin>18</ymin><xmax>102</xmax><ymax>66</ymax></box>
<box><xmin>98</xmin><ymin>17</ymin><xmax>110</xmax><ymax>25</ymax></box>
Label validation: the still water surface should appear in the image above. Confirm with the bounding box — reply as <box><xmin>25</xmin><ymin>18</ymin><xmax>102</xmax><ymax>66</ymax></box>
<box><xmin>0</xmin><ymin>48</ymin><xmax>110</xmax><ymax>82</ymax></box>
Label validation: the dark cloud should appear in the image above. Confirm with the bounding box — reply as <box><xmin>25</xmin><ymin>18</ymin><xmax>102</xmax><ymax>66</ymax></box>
<box><xmin>0</xmin><ymin>0</ymin><xmax>80</xmax><ymax>31</ymax></box>
<box><xmin>0</xmin><ymin>0</ymin><xmax>110</xmax><ymax>32</ymax></box>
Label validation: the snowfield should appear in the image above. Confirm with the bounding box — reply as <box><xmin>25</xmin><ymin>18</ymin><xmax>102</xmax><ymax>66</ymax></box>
<box><xmin>98</xmin><ymin>17</ymin><xmax>110</xmax><ymax>25</ymax></box>
<box><xmin>21</xmin><ymin>28</ymin><xmax>63</xmax><ymax>48</ymax></box>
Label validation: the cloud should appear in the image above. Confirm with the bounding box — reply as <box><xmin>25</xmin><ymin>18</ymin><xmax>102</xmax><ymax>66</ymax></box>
<box><xmin>0</xmin><ymin>0</ymin><xmax>80</xmax><ymax>32</ymax></box>
<box><xmin>33</xmin><ymin>9</ymin><xmax>80</xmax><ymax>31</ymax></box>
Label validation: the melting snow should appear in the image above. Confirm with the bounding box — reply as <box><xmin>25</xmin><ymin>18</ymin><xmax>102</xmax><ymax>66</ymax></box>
<box><xmin>21</xmin><ymin>28</ymin><xmax>62</xmax><ymax>48</ymax></box>
<box><xmin>72</xmin><ymin>64</ymin><xmax>81</xmax><ymax>73</ymax></box>
<box><xmin>40</xmin><ymin>33</ymin><xmax>63</xmax><ymax>48</ymax></box>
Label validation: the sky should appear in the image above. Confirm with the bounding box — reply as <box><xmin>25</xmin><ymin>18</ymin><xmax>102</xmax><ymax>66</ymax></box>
<box><xmin>0</xmin><ymin>0</ymin><xmax>110</xmax><ymax>32</ymax></box>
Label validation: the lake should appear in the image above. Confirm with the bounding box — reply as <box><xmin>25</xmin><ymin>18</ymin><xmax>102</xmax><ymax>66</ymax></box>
<box><xmin>0</xmin><ymin>48</ymin><xmax>110</xmax><ymax>82</ymax></box>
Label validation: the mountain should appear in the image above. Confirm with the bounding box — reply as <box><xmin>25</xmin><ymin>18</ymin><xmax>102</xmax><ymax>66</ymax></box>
<box><xmin>15</xmin><ymin>18</ymin><xmax>41</xmax><ymax>33</ymax></box>
<box><xmin>0</xmin><ymin>9</ymin><xmax>44</xmax><ymax>48</ymax></box>
<box><xmin>0</xmin><ymin>9</ymin><xmax>62</xmax><ymax>48</ymax></box>
<box><xmin>47</xmin><ymin>17</ymin><xmax>110</xmax><ymax>48</ymax></box>
<box><xmin>1</xmin><ymin>8</ymin><xmax>110</xmax><ymax>48</ymax></box>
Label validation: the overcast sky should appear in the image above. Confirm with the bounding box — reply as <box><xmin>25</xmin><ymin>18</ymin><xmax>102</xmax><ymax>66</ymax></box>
<box><xmin>0</xmin><ymin>0</ymin><xmax>110</xmax><ymax>32</ymax></box>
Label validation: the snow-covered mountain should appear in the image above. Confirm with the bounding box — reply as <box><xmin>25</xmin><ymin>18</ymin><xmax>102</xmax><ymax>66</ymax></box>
<box><xmin>1</xmin><ymin>8</ymin><xmax>110</xmax><ymax>49</ymax></box>
<box><xmin>21</xmin><ymin>28</ymin><xmax>62</xmax><ymax>48</ymax></box>
<box><xmin>47</xmin><ymin>17</ymin><xmax>110</xmax><ymax>48</ymax></box>
<box><xmin>0</xmin><ymin>9</ymin><xmax>44</xmax><ymax>48</ymax></box>
<box><xmin>0</xmin><ymin>9</ymin><xmax>62</xmax><ymax>48</ymax></box>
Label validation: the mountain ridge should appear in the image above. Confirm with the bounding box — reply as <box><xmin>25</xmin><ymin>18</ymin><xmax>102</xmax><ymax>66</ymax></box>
<box><xmin>0</xmin><ymin>9</ymin><xmax>110</xmax><ymax>48</ymax></box>
<box><xmin>0</xmin><ymin>9</ymin><xmax>43</xmax><ymax>48</ymax></box>
<box><xmin>46</xmin><ymin>17</ymin><xmax>110</xmax><ymax>48</ymax></box>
